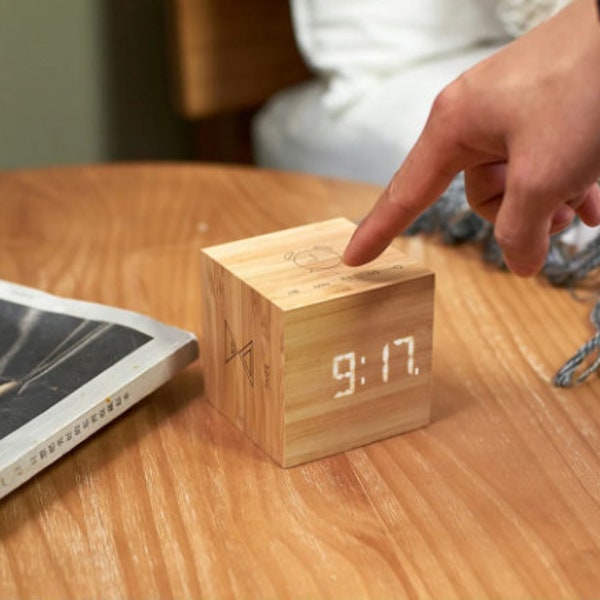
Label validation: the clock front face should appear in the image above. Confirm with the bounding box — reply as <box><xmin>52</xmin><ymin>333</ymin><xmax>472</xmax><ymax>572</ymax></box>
<box><xmin>284</xmin><ymin>275</ymin><xmax>434</xmax><ymax>435</ymax></box>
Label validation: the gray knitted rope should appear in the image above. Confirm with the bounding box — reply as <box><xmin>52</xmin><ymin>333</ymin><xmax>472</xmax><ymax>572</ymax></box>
<box><xmin>405</xmin><ymin>173</ymin><xmax>600</xmax><ymax>387</ymax></box>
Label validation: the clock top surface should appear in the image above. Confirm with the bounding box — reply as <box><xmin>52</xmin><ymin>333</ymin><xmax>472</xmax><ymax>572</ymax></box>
<box><xmin>201</xmin><ymin>218</ymin><xmax>434</xmax><ymax>310</ymax></box>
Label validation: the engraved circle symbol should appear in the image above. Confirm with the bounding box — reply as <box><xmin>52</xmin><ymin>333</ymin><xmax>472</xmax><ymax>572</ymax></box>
<box><xmin>285</xmin><ymin>246</ymin><xmax>342</xmax><ymax>271</ymax></box>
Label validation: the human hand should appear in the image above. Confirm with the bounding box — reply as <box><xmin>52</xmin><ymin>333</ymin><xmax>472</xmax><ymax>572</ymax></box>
<box><xmin>343</xmin><ymin>0</ymin><xmax>600</xmax><ymax>276</ymax></box>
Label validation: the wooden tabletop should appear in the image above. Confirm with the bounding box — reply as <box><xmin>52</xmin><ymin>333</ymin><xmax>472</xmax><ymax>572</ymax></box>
<box><xmin>0</xmin><ymin>163</ymin><xmax>599</xmax><ymax>599</ymax></box>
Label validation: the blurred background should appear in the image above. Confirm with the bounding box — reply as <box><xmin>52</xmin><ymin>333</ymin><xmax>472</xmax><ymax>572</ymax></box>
<box><xmin>0</xmin><ymin>0</ymin><xmax>193</xmax><ymax>169</ymax></box>
<box><xmin>0</xmin><ymin>0</ymin><xmax>529</xmax><ymax>181</ymax></box>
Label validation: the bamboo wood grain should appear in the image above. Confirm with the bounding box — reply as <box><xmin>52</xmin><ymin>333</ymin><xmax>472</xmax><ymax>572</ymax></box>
<box><xmin>0</xmin><ymin>164</ymin><xmax>599</xmax><ymax>598</ymax></box>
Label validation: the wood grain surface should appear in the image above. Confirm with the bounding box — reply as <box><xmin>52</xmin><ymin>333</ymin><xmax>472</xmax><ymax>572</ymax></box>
<box><xmin>0</xmin><ymin>164</ymin><xmax>599</xmax><ymax>599</ymax></box>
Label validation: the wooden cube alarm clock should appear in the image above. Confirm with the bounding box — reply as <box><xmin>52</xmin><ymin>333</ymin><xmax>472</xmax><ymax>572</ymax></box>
<box><xmin>200</xmin><ymin>218</ymin><xmax>434</xmax><ymax>466</ymax></box>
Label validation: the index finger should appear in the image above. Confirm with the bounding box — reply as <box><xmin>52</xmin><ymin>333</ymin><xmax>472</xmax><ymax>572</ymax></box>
<box><xmin>343</xmin><ymin>127</ymin><xmax>467</xmax><ymax>266</ymax></box>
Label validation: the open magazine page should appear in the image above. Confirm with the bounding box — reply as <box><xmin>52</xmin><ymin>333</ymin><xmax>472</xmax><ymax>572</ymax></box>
<box><xmin>0</xmin><ymin>280</ymin><xmax>199</xmax><ymax>499</ymax></box>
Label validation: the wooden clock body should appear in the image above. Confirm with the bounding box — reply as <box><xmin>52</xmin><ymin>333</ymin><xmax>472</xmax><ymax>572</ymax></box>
<box><xmin>201</xmin><ymin>218</ymin><xmax>434</xmax><ymax>466</ymax></box>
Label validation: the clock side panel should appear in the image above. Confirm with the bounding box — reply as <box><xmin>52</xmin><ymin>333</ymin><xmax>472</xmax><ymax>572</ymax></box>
<box><xmin>247</xmin><ymin>286</ymin><xmax>286</xmax><ymax>463</ymax></box>
<box><xmin>282</xmin><ymin>273</ymin><xmax>434</xmax><ymax>466</ymax></box>
<box><xmin>201</xmin><ymin>252</ymin><xmax>285</xmax><ymax>462</ymax></box>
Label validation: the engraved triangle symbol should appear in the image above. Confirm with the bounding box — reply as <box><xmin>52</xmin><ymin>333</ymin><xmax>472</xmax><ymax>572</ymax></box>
<box><xmin>239</xmin><ymin>341</ymin><xmax>254</xmax><ymax>387</ymax></box>
<box><xmin>224</xmin><ymin>320</ymin><xmax>254</xmax><ymax>387</ymax></box>
<box><xmin>224</xmin><ymin>320</ymin><xmax>238</xmax><ymax>363</ymax></box>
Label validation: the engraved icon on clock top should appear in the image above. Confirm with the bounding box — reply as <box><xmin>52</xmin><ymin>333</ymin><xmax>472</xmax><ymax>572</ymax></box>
<box><xmin>284</xmin><ymin>245</ymin><xmax>342</xmax><ymax>271</ymax></box>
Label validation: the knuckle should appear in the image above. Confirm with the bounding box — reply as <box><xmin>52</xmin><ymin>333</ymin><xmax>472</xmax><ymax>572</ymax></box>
<box><xmin>494</xmin><ymin>225</ymin><xmax>525</xmax><ymax>255</ymax></box>
<box><xmin>383</xmin><ymin>179</ymin><xmax>419</xmax><ymax>222</ymax></box>
<box><xmin>425</xmin><ymin>76</ymin><xmax>474</xmax><ymax>175</ymax></box>
<box><xmin>428</xmin><ymin>75</ymin><xmax>468</xmax><ymax>128</ymax></box>
<box><xmin>508</xmin><ymin>165</ymin><xmax>548</xmax><ymax>200</ymax></box>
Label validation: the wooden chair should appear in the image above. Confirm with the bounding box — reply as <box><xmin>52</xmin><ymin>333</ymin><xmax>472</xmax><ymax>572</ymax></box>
<box><xmin>166</xmin><ymin>0</ymin><xmax>310</xmax><ymax>162</ymax></box>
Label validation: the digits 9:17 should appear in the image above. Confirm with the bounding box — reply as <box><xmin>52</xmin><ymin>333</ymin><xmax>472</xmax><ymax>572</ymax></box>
<box><xmin>332</xmin><ymin>336</ymin><xmax>419</xmax><ymax>398</ymax></box>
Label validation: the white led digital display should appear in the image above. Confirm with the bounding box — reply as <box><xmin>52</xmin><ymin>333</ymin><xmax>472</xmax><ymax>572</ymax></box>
<box><xmin>332</xmin><ymin>336</ymin><xmax>418</xmax><ymax>398</ymax></box>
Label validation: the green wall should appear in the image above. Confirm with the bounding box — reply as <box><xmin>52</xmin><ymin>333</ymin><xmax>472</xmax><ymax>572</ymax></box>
<box><xmin>0</xmin><ymin>0</ymin><xmax>191</xmax><ymax>169</ymax></box>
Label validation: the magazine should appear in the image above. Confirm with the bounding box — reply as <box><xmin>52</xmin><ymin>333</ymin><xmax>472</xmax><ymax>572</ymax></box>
<box><xmin>0</xmin><ymin>279</ymin><xmax>199</xmax><ymax>499</ymax></box>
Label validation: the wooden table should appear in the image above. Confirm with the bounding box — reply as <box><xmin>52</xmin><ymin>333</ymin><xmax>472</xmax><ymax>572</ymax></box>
<box><xmin>1</xmin><ymin>164</ymin><xmax>599</xmax><ymax>599</ymax></box>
